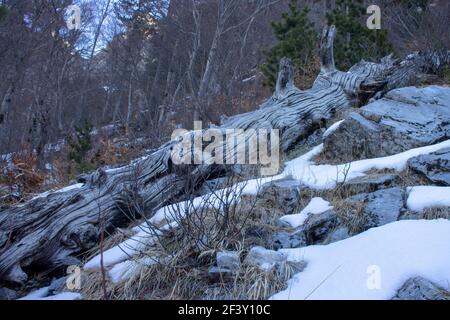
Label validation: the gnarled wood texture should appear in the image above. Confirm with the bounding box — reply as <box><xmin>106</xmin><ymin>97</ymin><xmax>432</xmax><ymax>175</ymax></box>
<box><xmin>0</xmin><ymin>25</ymin><xmax>448</xmax><ymax>284</ymax></box>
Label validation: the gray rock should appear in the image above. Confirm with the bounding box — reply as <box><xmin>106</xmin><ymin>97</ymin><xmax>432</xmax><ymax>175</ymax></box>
<box><xmin>216</xmin><ymin>251</ymin><xmax>240</xmax><ymax>271</ymax></box>
<box><xmin>393</xmin><ymin>277</ymin><xmax>449</xmax><ymax>300</ymax></box>
<box><xmin>0</xmin><ymin>287</ymin><xmax>18</xmax><ymax>300</ymax></box>
<box><xmin>208</xmin><ymin>267</ymin><xmax>233</xmax><ymax>281</ymax></box>
<box><xmin>286</xmin><ymin>128</ymin><xmax>326</xmax><ymax>158</ymax></box>
<box><xmin>350</xmin><ymin>188</ymin><xmax>405</xmax><ymax>230</ymax></box>
<box><xmin>273</xmin><ymin>210</ymin><xmax>345</xmax><ymax>249</ymax></box>
<box><xmin>323</xmin><ymin>86</ymin><xmax>450</xmax><ymax>162</ymax></box>
<box><xmin>324</xmin><ymin>226</ymin><xmax>350</xmax><ymax>244</ymax></box>
<box><xmin>397</xmin><ymin>210</ymin><xmax>422</xmax><ymax>221</ymax></box>
<box><xmin>272</xmin><ymin>230</ymin><xmax>307</xmax><ymax>250</ymax></box>
<box><xmin>408</xmin><ymin>148</ymin><xmax>450</xmax><ymax>186</ymax></box>
<box><xmin>259</xmin><ymin>179</ymin><xmax>302</xmax><ymax>215</ymax></box>
<box><xmin>344</xmin><ymin>174</ymin><xmax>400</xmax><ymax>194</ymax></box>
<box><xmin>323</xmin><ymin>112</ymin><xmax>382</xmax><ymax>163</ymax></box>
<box><xmin>245</xmin><ymin>246</ymin><xmax>287</xmax><ymax>272</ymax></box>
<box><xmin>303</xmin><ymin>210</ymin><xmax>339</xmax><ymax>244</ymax></box>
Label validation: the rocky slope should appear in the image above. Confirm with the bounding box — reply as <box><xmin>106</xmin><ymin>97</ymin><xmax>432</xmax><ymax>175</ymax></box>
<box><xmin>13</xmin><ymin>85</ymin><xmax>448</xmax><ymax>301</ymax></box>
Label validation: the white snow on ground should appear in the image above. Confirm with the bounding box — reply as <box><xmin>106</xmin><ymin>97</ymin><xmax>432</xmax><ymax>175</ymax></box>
<box><xmin>323</xmin><ymin>120</ymin><xmax>344</xmax><ymax>138</ymax></box>
<box><xmin>407</xmin><ymin>186</ymin><xmax>450</xmax><ymax>212</ymax></box>
<box><xmin>284</xmin><ymin>139</ymin><xmax>450</xmax><ymax>189</ymax></box>
<box><xmin>19</xmin><ymin>287</ymin><xmax>50</xmax><ymax>300</ymax></box>
<box><xmin>109</xmin><ymin>256</ymin><xmax>165</xmax><ymax>283</ymax></box>
<box><xmin>85</xmin><ymin>139</ymin><xmax>450</xmax><ymax>273</ymax></box>
<box><xmin>18</xmin><ymin>288</ymin><xmax>81</xmax><ymax>300</ymax></box>
<box><xmin>84</xmin><ymin>222</ymin><xmax>176</xmax><ymax>270</ymax></box>
<box><xmin>280</xmin><ymin>212</ymin><xmax>309</xmax><ymax>229</ymax></box>
<box><xmin>299</xmin><ymin>197</ymin><xmax>333</xmax><ymax>215</ymax></box>
<box><xmin>280</xmin><ymin>197</ymin><xmax>333</xmax><ymax>228</ymax></box>
<box><xmin>271</xmin><ymin>219</ymin><xmax>450</xmax><ymax>300</ymax></box>
<box><xmin>40</xmin><ymin>292</ymin><xmax>81</xmax><ymax>300</ymax></box>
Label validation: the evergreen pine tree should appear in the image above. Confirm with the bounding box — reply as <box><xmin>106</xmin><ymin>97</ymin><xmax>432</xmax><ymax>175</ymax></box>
<box><xmin>68</xmin><ymin>121</ymin><xmax>94</xmax><ymax>173</ymax></box>
<box><xmin>326</xmin><ymin>0</ymin><xmax>392</xmax><ymax>70</ymax></box>
<box><xmin>0</xmin><ymin>5</ymin><xmax>8</xmax><ymax>21</ymax></box>
<box><xmin>261</xmin><ymin>0</ymin><xmax>317</xmax><ymax>89</ymax></box>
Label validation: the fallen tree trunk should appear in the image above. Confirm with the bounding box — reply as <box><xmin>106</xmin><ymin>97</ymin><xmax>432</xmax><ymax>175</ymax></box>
<box><xmin>0</xmin><ymin>25</ymin><xmax>448</xmax><ymax>284</ymax></box>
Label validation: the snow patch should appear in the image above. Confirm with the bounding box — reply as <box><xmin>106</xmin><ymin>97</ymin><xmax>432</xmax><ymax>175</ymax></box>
<box><xmin>41</xmin><ymin>292</ymin><xmax>81</xmax><ymax>300</ymax></box>
<box><xmin>272</xmin><ymin>219</ymin><xmax>450</xmax><ymax>300</ymax></box>
<box><xmin>407</xmin><ymin>186</ymin><xmax>450</xmax><ymax>212</ymax></box>
<box><xmin>284</xmin><ymin>139</ymin><xmax>450</xmax><ymax>189</ymax></box>
<box><xmin>84</xmin><ymin>222</ymin><xmax>176</xmax><ymax>270</ymax></box>
<box><xmin>109</xmin><ymin>256</ymin><xmax>162</xmax><ymax>283</ymax></box>
<box><xmin>323</xmin><ymin>120</ymin><xmax>344</xmax><ymax>138</ymax></box>
<box><xmin>18</xmin><ymin>287</ymin><xmax>50</xmax><ymax>300</ymax></box>
<box><xmin>280</xmin><ymin>197</ymin><xmax>333</xmax><ymax>228</ymax></box>
<box><xmin>86</xmin><ymin>140</ymin><xmax>450</xmax><ymax>272</ymax></box>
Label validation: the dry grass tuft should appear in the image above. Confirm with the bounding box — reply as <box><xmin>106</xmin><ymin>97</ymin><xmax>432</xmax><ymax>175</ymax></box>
<box><xmin>0</xmin><ymin>152</ymin><xmax>45</xmax><ymax>193</ymax></box>
<box><xmin>80</xmin><ymin>181</ymin><xmax>304</xmax><ymax>300</ymax></box>
<box><xmin>420</xmin><ymin>207</ymin><xmax>450</xmax><ymax>220</ymax></box>
<box><xmin>82</xmin><ymin>247</ymin><xmax>301</xmax><ymax>300</ymax></box>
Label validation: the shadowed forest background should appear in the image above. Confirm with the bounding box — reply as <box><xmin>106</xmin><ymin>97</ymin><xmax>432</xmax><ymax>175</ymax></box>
<box><xmin>0</xmin><ymin>0</ymin><xmax>449</xmax><ymax>196</ymax></box>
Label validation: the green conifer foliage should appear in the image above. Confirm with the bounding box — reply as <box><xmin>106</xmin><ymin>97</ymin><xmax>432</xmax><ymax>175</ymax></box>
<box><xmin>326</xmin><ymin>0</ymin><xmax>392</xmax><ymax>70</ymax></box>
<box><xmin>0</xmin><ymin>5</ymin><xmax>9</xmax><ymax>21</ymax></box>
<box><xmin>261</xmin><ymin>0</ymin><xmax>317</xmax><ymax>89</ymax></box>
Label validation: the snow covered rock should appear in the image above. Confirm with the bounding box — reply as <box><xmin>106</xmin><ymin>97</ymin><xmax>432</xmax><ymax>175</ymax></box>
<box><xmin>259</xmin><ymin>179</ymin><xmax>302</xmax><ymax>215</ymax></box>
<box><xmin>408</xmin><ymin>148</ymin><xmax>450</xmax><ymax>186</ymax></box>
<box><xmin>245</xmin><ymin>246</ymin><xmax>287</xmax><ymax>272</ymax></box>
<box><xmin>323</xmin><ymin>86</ymin><xmax>450</xmax><ymax>162</ymax></box>
<box><xmin>279</xmin><ymin>197</ymin><xmax>333</xmax><ymax>228</ymax></box>
<box><xmin>303</xmin><ymin>210</ymin><xmax>340</xmax><ymax>244</ymax></box>
<box><xmin>324</xmin><ymin>226</ymin><xmax>351</xmax><ymax>244</ymax></box>
<box><xmin>216</xmin><ymin>251</ymin><xmax>241</xmax><ymax>271</ymax></box>
<box><xmin>350</xmin><ymin>188</ymin><xmax>405</xmax><ymax>230</ymax></box>
<box><xmin>323</xmin><ymin>112</ymin><xmax>382</xmax><ymax>163</ymax></box>
<box><xmin>272</xmin><ymin>219</ymin><xmax>450</xmax><ymax>300</ymax></box>
<box><xmin>406</xmin><ymin>186</ymin><xmax>450</xmax><ymax>212</ymax></box>
<box><xmin>393</xmin><ymin>277</ymin><xmax>449</xmax><ymax>300</ymax></box>
<box><xmin>284</xmin><ymin>139</ymin><xmax>450</xmax><ymax>190</ymax></box>
<box><xmin>275</xmin><ymin>207</ymin><xmax>343</xmax><ymax>249</ymax></box>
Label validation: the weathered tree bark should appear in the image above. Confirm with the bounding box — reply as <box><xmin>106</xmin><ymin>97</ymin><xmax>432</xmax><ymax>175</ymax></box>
<box><xmin>0</xmin><ymin>25</ymin><xmax>448</xmax><ymax>284</ymax></box>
